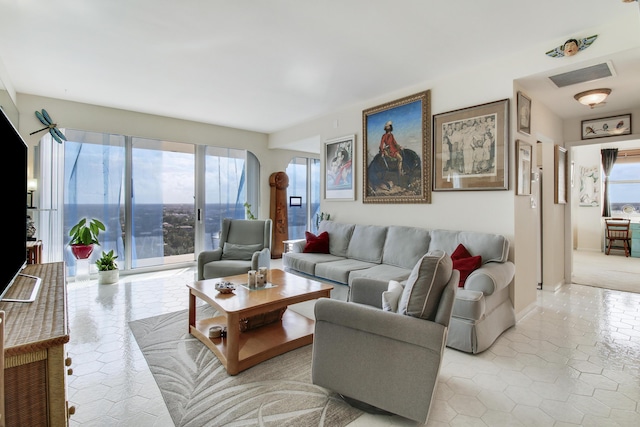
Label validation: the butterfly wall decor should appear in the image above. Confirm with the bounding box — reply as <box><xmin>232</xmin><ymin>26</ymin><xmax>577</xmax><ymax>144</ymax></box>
<box><xmin>29</xmin><ymin>108</ymin><xmax>67</xmax><ymax>143</ymax></box>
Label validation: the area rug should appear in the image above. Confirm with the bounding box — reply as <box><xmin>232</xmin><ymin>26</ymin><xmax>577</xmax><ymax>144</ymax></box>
<box><xmin>129</xmin><ymin>307</ymin><xmax>363</xmax><ymax>427</ymax></box>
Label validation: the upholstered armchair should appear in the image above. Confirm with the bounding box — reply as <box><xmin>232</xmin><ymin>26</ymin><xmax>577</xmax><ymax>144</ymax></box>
<box><xmin>311</xmin><ymin>251</ymin><xmax>458</xmax><ymax>424</ymax></box>
<box><xmin>197</xmin><ymin>218</ymin><xmax>272</xmax><ymax>280</ymax></box>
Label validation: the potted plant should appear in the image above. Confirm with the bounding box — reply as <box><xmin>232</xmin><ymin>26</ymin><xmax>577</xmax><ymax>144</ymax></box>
<box><xmin>95</xmin><ymin>250</ymin><xmax>119</xmax><ymax>285</ymax></box>
<box><xmin>69</xmin><ymin>218</ymin><xmax>105</xmax><ymax>259</ymax></box>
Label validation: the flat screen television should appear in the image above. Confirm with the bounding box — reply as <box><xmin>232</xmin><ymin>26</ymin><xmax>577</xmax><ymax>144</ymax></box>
<box><xmin>0</xmin><ymin>106</ymin><xmax>40</xmax><ymax>302</ymax></box>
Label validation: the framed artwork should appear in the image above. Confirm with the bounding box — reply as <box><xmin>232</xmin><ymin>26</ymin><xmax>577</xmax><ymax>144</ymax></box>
<box><xmin>324</xmin><ymin>134</ymin><xmax>355</xmax><ymax>201</ymax></box>
<box><xmin>578</xmin><ymin>165</ymin><xmax>599</xmax><ymax>207</ymax></box>
<box><xmin>516</xmin><ymin>140</ymin><xmax>532</xmax><ymax>196</ymax></box>
<box><xmin>433</xmin><ymin>98</ymin><xmax>509</xmax><ymax>191</ymax></box>
<box><xmin>517</xmin><ymin>91</ymin><xmax>531</xmax><ymax>136</ymax></box>
<box><xmin>362</xmin><ymin>90</ymin><xmax>431</xmax><ymax>204</ymax></box>
<box><xmin>554</xmin><ymin>145</ymin><xmax>568</xmax><ymax>204</ymax></box>
<box><xmin>581</xmin><ymin>114</ymin><xmax>631</xmax><ymax>139</ymax></box>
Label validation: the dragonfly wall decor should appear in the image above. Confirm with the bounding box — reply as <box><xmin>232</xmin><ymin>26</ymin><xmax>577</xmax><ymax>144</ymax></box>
<box><xmin>29</xmin><ymin>109</ymin><xmax>67</xmax><ymax>143</ymax></box>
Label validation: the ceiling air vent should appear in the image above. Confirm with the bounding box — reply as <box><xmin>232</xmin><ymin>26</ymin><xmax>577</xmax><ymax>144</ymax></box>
<box><xmin>548</xmin><ymin>62</ymin><xmax>614</xmax><ymax>88</ymax></box>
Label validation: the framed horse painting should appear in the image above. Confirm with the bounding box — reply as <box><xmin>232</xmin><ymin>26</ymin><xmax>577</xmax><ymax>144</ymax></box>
<box><xmin>432</xmin><ymin>99</ymin><xmax>509</xmax><ymax>191</ymax></box>
<box><xmin>362</xmin><ymin>90</ymin><xmax>431</xmax><ymax>204</ymax></box>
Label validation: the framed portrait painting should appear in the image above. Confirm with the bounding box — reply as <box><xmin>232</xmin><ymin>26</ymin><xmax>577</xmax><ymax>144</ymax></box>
<box><xmin>516</xmin><ymin>140</ymin><xmax>532</xmax><ymax>196</ymax></box>
<box><xmin>324</xmin><ymin>134</ymin><xmax>355</xmax><ymax>201</ymax></box>
<box><xmin>517</xmin><ymin>91</ymin><xmax>531</xmax><ymax>136</ymax></box>
<box><xmin>433</xmin><ymin>99</ymin><xmax>509</xmax><ymax>191</ymax></box>
<box><xmin>554</xmin><ymin>145</ymin><xmax>568</xmax><ymax>204</ymax></box>
<box><xmin>362</xmin><ymin>90</ymin><xmax>431</xmax><ymax>204</ymax></box>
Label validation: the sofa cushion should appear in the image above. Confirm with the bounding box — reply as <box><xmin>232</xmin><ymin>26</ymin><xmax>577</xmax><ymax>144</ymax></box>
<box><xmin>382</xmin><ymin>226</ymin><xmax>431</xmax><ymax>269</ymax></box>
<box><xmin>347</xmin><ymin>225</ymin><xmax>387</xmax><ymax>263</ymax></box>
<box><xmin>348</xmin><ymin>264</ymin><xmax>412</xmax><ymax>286</ymax></box>
<box><xmin>304</xmin><ymin>231</ymin><xmax>330</xmax><ymax>253</ymax></box>
<box><xmin>221</xmin><ymin>242</ymin><xmax>263</xmax><ymax>260</ymax></box>
<box><xmin>397</xmin><ymin>250</ymin><xmax>453</xmax><ymax>321</ymax></box>
<box><xmin>451</xmin><ymin>244</ymin><xmax>482</xmax><ymax>287</ymax></box>
<box><xmin>283</xmin><ymin>252</ymin><xmax>345</xmax><ymax>276</ymax></box>
<box><xmin>382</xmin><ymin>280</ymin><xmax>404</xmax><ymax>312</ymax></box>
<box><xmin>429</xmin><ymin>229</ymin><xmax>509</xmax><ymax>264</ymax></box>
<box><xmin>315</xmin><ymin>259</ymin><xmax>377</xmax><ymax>285</ymax></box>
<box><xmin>319</xmin><ymin>221</ymin><xmax>355</xmax><ymax>257</ymax></box>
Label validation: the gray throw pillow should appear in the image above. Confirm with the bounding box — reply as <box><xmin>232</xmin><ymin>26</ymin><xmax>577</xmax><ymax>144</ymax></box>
<box><xmin>397</xmin><ymin>250</ymin><xmax>453</xmax><ymax>321</ymax></box>
<box><xmin>221</xmin><ymin>243</ymin><xmax>263</xmax><ymax>260</ymax></box>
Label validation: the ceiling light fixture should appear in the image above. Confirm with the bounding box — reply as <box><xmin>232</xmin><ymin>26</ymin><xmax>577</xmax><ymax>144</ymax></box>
<box><xmin>574</xmin><ymin>88</ymin><xmax>611</xmax><ymax>108</ymax></box>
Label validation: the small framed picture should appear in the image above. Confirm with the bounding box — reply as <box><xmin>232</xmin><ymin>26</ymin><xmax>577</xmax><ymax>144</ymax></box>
<box><xmin>554</xmin><ymin>145</ymin><xmax>568</xmax><ymax>204</ymax></box>
<box><xmin>289</xmin><ymin>196</ymin><xmax>302</xmax><ymax>207</ymax></box>
<box><xmin>581</xmin><ymin>114</ymin><xmax>631</xmax><ymax>139</ymax></box>
<box><xmin>517</xmin><ymin>92</ymin><xmax>531</xmax><ymax>136</ymax></box>
<box><xmin>516</xmin><ymin>140</ymin><xmax>532</xmax><ymax>196</ymax></box>
<box><xmin>324</xmin><ymin>134</ymin><xmax>356</xmax><ymax>201</ymax></box>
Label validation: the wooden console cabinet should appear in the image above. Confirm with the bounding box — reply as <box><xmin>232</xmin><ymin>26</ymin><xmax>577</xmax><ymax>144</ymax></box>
<box><xmin>1</xmin><ymin>262</ymin><xmax>73</xmax><ymax>426</ymax></box>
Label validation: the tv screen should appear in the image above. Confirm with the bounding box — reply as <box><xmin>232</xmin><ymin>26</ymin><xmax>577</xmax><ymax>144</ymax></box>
<box><xmin>0</xmin><ymin>106</ymin><xmax>28</xmax><ymax>300</ymax></box>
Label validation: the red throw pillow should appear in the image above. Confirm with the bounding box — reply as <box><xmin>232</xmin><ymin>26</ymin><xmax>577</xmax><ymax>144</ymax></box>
<box><xmin>303</xmin><ymin>231</ymin><xmax>330</xmax><ymax>253</ymax></box>
<box><xmin>451</xmin><ymin>244</ymin><xmax>482</xmax><ymax>287</ymax></box>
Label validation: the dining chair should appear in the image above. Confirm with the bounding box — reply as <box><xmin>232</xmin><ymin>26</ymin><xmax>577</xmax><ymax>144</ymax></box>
<box><xmin>604</xmin><ymin>218</ymin><xmax>631</xmax><ymax>257</ymax></box>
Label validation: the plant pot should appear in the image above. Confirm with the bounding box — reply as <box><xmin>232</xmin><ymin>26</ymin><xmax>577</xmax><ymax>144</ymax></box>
<box><xmin>71</xmin><ymin>244</ymin><xmax>94</xmax><ymax>259</ymax></box>
<box><xmin>98</xmin><ymin>269</ymin><xmax>119</xmax><ymax>285</ymax></box>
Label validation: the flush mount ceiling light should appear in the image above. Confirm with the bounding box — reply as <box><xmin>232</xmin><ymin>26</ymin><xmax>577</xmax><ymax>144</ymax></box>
<box><xmin>574</xmin><ymin>88</ymin><xmax>611</xmax><ymax>108</ymax></box>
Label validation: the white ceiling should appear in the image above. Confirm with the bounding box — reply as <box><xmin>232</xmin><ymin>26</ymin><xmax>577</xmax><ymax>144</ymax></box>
<box><xmin>1</xmin><ymin>0</ymin><xmax>639</xmax><ymax>137</ymax></box>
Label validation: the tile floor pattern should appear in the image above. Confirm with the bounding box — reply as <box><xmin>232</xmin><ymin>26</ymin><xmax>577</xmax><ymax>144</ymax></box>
<box><xmin>66</xmin><ymin>265</ymin><xmax>640</xmax><ymax>426</ymax></box>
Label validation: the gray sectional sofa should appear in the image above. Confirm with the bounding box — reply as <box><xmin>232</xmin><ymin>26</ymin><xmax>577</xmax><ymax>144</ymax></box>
<box><xmin>282</xmin><ymin>220</ymin><xmax>516</xmax><ymax>353</ymax></box>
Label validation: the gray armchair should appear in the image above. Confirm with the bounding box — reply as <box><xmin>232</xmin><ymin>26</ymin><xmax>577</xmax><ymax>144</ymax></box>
<box><xmin>311</xmin><ymin>268</ymin><xmax>459</xmax><ymax>424</ymax></box>
<box><xmin>197</xmin><ymin>218</ymin><xmax>272</xmax><ymax>280</ymax></box>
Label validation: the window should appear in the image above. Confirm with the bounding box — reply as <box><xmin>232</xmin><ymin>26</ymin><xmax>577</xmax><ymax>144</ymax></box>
<box><xmin>286</xmin><ymin>157</ymin><xmax>320</xmax><ymax>239</ymax></box>
<box><xmin>36</xmin><ymin>130</ymin><xmax>257</xmax><ymax>277</ymax></box>
<box><xmin>609</xmin><ymin>149</ymin><xmax>640</xmax><ymax>215</ymax></box>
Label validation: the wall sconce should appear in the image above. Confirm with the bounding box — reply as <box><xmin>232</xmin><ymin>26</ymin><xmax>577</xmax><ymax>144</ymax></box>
<box><xmin>27</xmin><ymin>178</ymin><xmax>37</xmax><ymax>209</ymax></box>
<box><xmin>574</xmin><ymin>88</ymin><xmax>611</xmax><ymax>108</ymax></box>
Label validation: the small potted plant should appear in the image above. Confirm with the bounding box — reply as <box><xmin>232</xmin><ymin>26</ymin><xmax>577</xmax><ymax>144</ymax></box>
<box><xmin>69</xmin><ymin>218</ymin><xmax>105</xmax><ymax>259</ymax></box>
<box><xmin>95</xmin><ymin>250</ymin><xmax>119</xmax><ymax>285</ymax></box>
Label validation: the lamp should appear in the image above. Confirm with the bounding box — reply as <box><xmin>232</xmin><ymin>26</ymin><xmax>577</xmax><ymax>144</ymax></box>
<box><xmin>574</xmin><ymin>88</ymin><xmax>611</xmax><ymax>108</ymax></box>
<box><xmin>27</xmin><ymin>178</ymin><xmax>37</xmax><ymax>209</ymax></box>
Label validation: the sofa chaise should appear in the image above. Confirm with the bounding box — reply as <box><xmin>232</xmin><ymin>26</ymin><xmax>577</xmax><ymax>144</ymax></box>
<box><xmin>282</xmin><ymin>220</ymin><xmax>516</xmax><ymax>353</ymax></box>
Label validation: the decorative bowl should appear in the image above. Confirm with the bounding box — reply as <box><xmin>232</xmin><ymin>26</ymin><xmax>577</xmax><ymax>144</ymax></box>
<box><xmin>215</xmin><ymin>281</ymin><xmax>235</xmax><ymax>294</ymax></box>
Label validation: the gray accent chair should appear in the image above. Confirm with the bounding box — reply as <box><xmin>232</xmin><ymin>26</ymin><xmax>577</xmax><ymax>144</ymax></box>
<box><xmin>311</xmin><ymin>269</ymin><xmax>459</xmax><ymax>424</ymax></box>
<box><xmin>197</xmin><ymin>218</ymin><xmax>272</xmax><ymax>280</ymax></box>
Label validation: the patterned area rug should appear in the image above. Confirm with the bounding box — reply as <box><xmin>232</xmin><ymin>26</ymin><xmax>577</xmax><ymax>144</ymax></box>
<box><xmin>129</xmin><ymin>307</ymin><xmax>363</xmax><ymax>427</ymax></box>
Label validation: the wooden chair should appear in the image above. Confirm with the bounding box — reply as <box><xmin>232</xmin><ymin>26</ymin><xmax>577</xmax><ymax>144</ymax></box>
<box><xmin>605</xmin><ymin>218</ymin><xmax>631</xmax><ymax>257</ymax></box>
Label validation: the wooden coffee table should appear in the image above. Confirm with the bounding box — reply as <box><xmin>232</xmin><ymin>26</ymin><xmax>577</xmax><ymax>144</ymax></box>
<box><xmin>187</xmin><ymin>269</ymin><xmax>333</xmax><ymax>375</ymax></box>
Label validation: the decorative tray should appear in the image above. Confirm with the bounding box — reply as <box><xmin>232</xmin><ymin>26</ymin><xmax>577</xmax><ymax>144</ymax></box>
<box><xmin>215</xmin><ymin>281</ymin><xmax>236</xmax><ymax>294</ymax></box>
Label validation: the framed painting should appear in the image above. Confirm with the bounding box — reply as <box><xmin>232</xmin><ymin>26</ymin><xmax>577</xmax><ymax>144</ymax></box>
<box><xmin>517</xmin><ymin>91</ymin><xmax>531</xmax><ymax>136</ymax></box>
<box><xmin>516</xmin><ymin>140</ymin><xmax>532</xmax><ymax>196</ymax></box>
<box><xmin>581</xmin><ymin>114</ymin><xmax>631</xmax><ymax>139</ymax></box>
<box><xmin>554</xmin><ymin>145</ymin><xmax>568</xmax><ymax>204</ymax></box>
<box><xmin>433</xmin><ymin>99</ymin><xmax>509</xmax><ymax>191</ymax></box>
<box><xmin>324</xmin><ymin>134</ymin><xmax>356</xmax><ymax>201</ymax></box>
<box><xmin>362</xmin><ymin>90</ymin><xmax>431</xmax><ymax>204</ymax></box>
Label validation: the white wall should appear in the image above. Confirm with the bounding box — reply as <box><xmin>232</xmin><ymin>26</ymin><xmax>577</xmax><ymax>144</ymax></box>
<box><xmin>16</xmin><ymin>94</ymin><xmax>313</xmax><ymax>220</ymax></box>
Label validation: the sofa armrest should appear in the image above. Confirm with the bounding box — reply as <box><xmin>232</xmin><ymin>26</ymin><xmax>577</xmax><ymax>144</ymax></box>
<box><xmin>349</xmin><ymin>277</ymin><xmax>389</xmax><ymax>308</ymax></box>
<box><xmin>465</xmin><ymin>261</ymin><xmax>515</xmax><ymax>296</ymax></box>
<box><xmin>197</xmin><ymin>248</ymin><xmax>223</xmax><ymax>280</ymax></box>
<box><xmin>251</xmin><ymin>248</ymin><xmax>271</xmax><ymax>270</ymax></box>
<box><xmin>291</xmin><ymin>239</ymin><xmax>306</xmax><ymax>253</ymax></box>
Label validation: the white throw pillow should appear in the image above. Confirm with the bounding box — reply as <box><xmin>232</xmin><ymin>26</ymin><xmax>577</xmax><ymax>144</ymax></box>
<box><xmin>382</xmin><ymin>280</ymin><xmax>404</xmax><ymax>312</ymax></box>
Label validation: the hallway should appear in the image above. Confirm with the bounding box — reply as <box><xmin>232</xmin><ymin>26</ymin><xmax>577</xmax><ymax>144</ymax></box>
<box><xmin>572</xmin><ymin>249</ymin><xmax>640</xmax><ymax>294</ymax></box>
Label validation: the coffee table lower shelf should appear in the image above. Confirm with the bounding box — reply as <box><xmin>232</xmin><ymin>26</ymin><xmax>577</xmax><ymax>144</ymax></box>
<box><xmin>190</xmin><ymin>310</ymin><xmax>315</xmax><ymax>375</ymax></box>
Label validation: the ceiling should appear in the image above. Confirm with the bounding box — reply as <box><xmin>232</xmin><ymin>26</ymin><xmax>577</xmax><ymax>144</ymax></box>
<box><xmin>1</xmin><ymin>0</ymin><xmax>639</xmax><ymax>138</ymax></box>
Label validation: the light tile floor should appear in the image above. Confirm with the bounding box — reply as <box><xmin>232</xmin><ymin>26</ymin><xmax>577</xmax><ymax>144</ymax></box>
<box><xmin>66</xmin><ymin>262</ymin><xmax>640</xmax><ymax>426</ymax></box>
